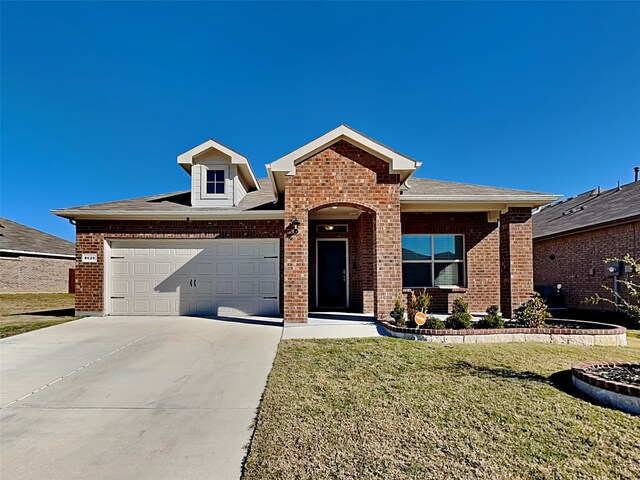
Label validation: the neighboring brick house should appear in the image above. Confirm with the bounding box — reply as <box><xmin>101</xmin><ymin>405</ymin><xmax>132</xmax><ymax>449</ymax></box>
<box><xmin>533</xmin><ymin>178</ymin><xmax>640</xmax><ymax>310</ymax></box>
<box><xmin>53</xmin><ymin>126</ymin><xmax>557</xmax><ymax>321</ymax></box>
<box><xmin>0</xmin><ymin>217</ymin><xmax>75</xmax><ymax>293</ymax></box>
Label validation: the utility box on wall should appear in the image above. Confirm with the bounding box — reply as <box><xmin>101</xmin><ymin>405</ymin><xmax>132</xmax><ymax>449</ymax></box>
<box><xmin>605</xmin><ymin>261</ymin><xmax>624</xmax><ymax>277</ymax></box>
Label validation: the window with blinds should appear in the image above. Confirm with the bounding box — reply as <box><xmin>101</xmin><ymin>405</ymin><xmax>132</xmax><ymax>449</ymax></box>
<box><xmin>402</xmin><ymin>234</ymin><xmax>465</xmax><ymax>288</ymax></box>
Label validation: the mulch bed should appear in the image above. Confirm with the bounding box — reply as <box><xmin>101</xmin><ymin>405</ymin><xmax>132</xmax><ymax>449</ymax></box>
<box><xmin>587</xmin><ymin>365</ymin><xmax>640</xmax><ymax>387</ymax></box>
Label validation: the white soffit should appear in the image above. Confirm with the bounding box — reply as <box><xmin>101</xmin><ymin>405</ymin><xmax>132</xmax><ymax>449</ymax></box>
<box><xmin>177</xmin><ymin>139</ymin><xmax>259</xmax><ymax>190</ymax></box>
<box><xmin>267</xmin><ymin>125</ymin><xmax>421</xmax><ymax>193</ymax></box>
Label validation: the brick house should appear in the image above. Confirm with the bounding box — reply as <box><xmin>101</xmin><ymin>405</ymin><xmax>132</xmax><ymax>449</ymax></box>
<box><xmin>0</xmin><ymin>217</ymin><xmax>75</xmax><ymax>293</ymax></box>
<box><xmin>53</xmin><ymin>126</ymin><xmax>557</xmax><ymax>322</ymax></box>
<box><xmin>533</xmin><ymin>178</ymin><xmax>640</xmax><ymax>310</ymax></box>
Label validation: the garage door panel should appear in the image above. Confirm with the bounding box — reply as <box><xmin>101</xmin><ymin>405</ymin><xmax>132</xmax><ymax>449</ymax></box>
<box><xmin>108</xmin><ymin>239</ymin><xmax>279</xmax><ymax>317</ymax></box>
<box><xmin>216</xmin><ymin>281</ymin><xmax>234</xmax><ymax>295</ymax></box>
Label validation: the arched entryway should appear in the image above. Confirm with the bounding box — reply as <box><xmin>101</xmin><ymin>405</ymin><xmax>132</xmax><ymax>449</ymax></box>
<box><xmin>308</xmin><ymin>202</ymin><xmax>377</xmax><ymax>314</ymax></box>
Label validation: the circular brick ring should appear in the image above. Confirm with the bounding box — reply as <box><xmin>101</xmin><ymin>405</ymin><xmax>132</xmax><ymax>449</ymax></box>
<box><xmin>572</xmin><ymin>361</ymin><xmax>640</xmax><ymax>415</ymax></box>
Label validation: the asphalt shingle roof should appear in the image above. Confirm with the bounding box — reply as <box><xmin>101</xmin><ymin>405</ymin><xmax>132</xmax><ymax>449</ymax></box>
<box><xmin>401</xmin><ymin>178</ymin><xmax>550</xmax><ymax>197</ymax></box>
<box><xmin>533</xmin><ymin>180</ymin><xmax>640</xmax><ymax>240</ymax></box>
<box><xmin>54</xmin><ymin>178</ymin><xmax>282</xmax><ymax>215</ymax></box>
<box><xmin>0</xmin><ymin>218</ymin><xmax>75</xmax><ymax>256</ymax></box>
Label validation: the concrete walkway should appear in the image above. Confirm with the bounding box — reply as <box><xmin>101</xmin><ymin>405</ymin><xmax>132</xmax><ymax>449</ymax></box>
<box><xmin>0</xmin><ymin>315</ymin><xmax>282</xmax><ymax>480</ymax></box>
<box><xmin>282</xmin><ymin>312</ymin><xmax>385</xmax><ymax>339</ymax></box>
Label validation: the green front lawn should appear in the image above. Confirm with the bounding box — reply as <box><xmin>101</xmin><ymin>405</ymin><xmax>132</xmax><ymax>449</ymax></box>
<box><xmin>0</xmin><ymin>293</ymin><xmax>78</xmax><ymax>338</ymax></box>
<box><xmin>243</xmin><ymin>337</ymin><xmax>640</xmax><ymax>480</ymax></box>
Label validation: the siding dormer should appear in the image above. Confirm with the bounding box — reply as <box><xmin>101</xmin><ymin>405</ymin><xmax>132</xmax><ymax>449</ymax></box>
<box><xmin>177</xmin><ymin>139</ymin><xmax>259</xmax><ymax>207</ymax></box>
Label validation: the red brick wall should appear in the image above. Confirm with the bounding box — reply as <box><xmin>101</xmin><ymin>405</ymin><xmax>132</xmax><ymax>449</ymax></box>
<box><xmin>533</xmin><ymin>221</ymin><xmax>639</xmax><ymax>309</ymax></box>
<box><xmin>500</xmin><ymin>208</ymin><xmax>533</xmax><ymax>317</ymax></box>
<box><xmin>401</xmin><ymin>212</ymin><xmax>500</xmax><ymax>313</ymax></box>
<box><xmin>75</xmin><ymin>219</ymin><xmax>284</xmax><ymax>314</ymax></box>
<box><xmin>284</xmin><ymin>140</ymin><xmax>401</xmax><ymax>322</ymax></box>
<box><xmin>0</xmin><ymin>256</ymin><xmax>74</xmax><ymax>293</ymax></box>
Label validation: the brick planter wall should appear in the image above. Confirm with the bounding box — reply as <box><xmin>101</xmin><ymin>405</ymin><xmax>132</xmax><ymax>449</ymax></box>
<box><xmin>75</xmin><ymin>219</ymin><xmax>284</xmax><ymax>315</ymax></box>
<box><xmin>284</xmin><ymin>140</ymin><xmax>402</xmax><ymax>322</ymax></box>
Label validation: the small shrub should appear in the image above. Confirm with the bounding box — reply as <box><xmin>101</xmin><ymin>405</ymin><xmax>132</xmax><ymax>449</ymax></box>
<box><xmin>451</xmin><ymin>297</ymin><xmax>469</xmax><ymax>315</ymax></box>
<box><xmin>514</xmin><ymin>293</ymin><xmax>551</xmax><ymax>328</ymax></box>
<box><xmin>423</xmin><ymin>315</ymin><xmax>445</xmax><ymax>329</ymax></box>
<box><xmin>391</xmin><ymin>296</ymin><xmax>406</xmax><ymax>326</ymax></box>
<box><xmin>445</xmin><ymin>313</ymin><xmax>472</xmax><ymax>329</ymax></box>
<box><xmin>445</xmin><ymin>297</ymin><xmax>472</xmax><ymax>329</ymax></box>
<box><xmin>477</xmin><ymin>305</ymin><xmax>504</xmax><ymax>329</ymax></box>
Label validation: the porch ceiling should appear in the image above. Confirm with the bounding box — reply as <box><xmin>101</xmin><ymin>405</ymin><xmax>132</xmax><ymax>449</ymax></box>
<box><xmin>309</xmin><ymin>206</ymin><xmax>364</xmax><ymax>220</ymax></box>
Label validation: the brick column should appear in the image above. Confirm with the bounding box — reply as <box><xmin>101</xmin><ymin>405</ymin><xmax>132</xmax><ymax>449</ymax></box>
<box><xmin>375</xmin><ymin>203</ymin><xmax>402</xmax><ymax>319</ymax></box>
<box><xmin>283</xmin><ymin>211</ymin><xmax>309</xmax><ymax>323</ymax></box>
<box><xmin>499</xmin><ymin>208</ymin><xmax>533</xmax><ymax>317</ymax></box>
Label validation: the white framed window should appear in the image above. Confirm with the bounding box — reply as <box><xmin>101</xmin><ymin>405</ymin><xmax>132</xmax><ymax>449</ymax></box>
<box><xmin>206</xmin><ymin>169</ymin><xmax>225</xmax><ymax>194</ymax></box>
<box><xmin>199</xmin><ymin>165</ymin><xmax>229</xmax><ymax>199</ymax></box>
<box><xmin>402</xmin><ymin>234</ymin><xmax>465</xmax><ymax>288</ymax></box>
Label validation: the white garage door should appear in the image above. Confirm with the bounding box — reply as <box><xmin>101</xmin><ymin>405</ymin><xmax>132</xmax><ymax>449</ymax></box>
<box><xmin>107</xmin><ymin>239</ymin><xmax>280</xmax><ymax>317</ymax></box>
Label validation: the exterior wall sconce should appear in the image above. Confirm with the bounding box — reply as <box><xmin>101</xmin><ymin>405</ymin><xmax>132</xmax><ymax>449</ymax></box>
<box><xmin>291</xmin><ymin>218</ymin><xmax>300</xmax><ymax>235</ymax></box>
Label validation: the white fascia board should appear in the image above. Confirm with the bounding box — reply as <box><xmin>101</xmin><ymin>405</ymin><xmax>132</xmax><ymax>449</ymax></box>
<box><xmin>177</xmin><ymin>139</ymin><xmax>259</xmax><ymax>190</ymax></box>
<box><xmin>400</xmin><ymin>194</ymin><xmax>561</xmax><ymax>208</ymax></box>
<box><xmin>52</xmin><ymin>210</ymin><xmax>285</xmax><ymax>221</ymax></box>
<box><xmin>401</xmin><ymin>194</ymin><xmax>560</xmax><ymax>202</ymax></box>
<box><xmin>0</xmin><ymin>249</ymin><xmax>75</xmax><ymax>259</ymax></box>
<box><xmin>269</xmin><ymin>125</ymin><xmax>419</xmax><ymax>175</ymax></box>
<box><xmin>265</xmin><ymin>164</ymin><xmax>279</xmax><ymax>199</ymax></box>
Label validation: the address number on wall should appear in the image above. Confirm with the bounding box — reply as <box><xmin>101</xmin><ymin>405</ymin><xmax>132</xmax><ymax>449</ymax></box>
<box><xmin>82</xmin><ymin>253</ymin><xmax>98</xmax><ymax>263</ymax></box>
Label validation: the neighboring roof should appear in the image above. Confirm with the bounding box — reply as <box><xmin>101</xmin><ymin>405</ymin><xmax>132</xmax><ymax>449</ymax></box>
<box><xmin>267</xmin><ymin>125</ymin><xmax>421</xmax><ymax>195</ymax></box>
<box><xmin>0</xmin><ymin>218</ymin><xmax>75</xmax><ymax>257</ymax></box>
<box><xmin>533</xmin><ymin>180</ymin><xmax>640</xmax><ymax>240</ymax></box>
<box><xmin>401</xmin><ymin>178</ymin><xmax>559</xmax><ymax>207</ymax></box>
<box><xmin>52</xmin><ymin>178</ymin><xmax>283</xmax><ymax>220</ymax></box>
<box><xmin>177</xmin><ymin>138</ymin><xmax>259</xmax><ymax>191</ymax></box>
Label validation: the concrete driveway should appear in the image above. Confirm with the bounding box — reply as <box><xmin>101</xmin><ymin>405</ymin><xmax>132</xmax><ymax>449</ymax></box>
<box><xmin>0</xmin><ymin>315</ymin><xmax>282</xmax><ymax>480</ymax></box>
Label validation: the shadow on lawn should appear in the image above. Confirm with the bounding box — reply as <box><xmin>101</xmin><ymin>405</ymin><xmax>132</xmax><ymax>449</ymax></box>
<box><xmin>449</xmin><ymin>361</ymin><xmax>550</xmax><ymax>383</ymax></box>
<box><xmin>451</xmin><ymin>362</ymin><xmax>617</xmax><ymax>410</ymax></box>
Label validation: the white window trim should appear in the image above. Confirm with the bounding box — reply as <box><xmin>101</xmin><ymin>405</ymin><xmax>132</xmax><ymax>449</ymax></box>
<box><xmin>402</xmin><ymin>234</ymin><xmax>466</xmax><ymax>288</ymax></box>
<box><xmin>200</xmin><ymin>165</ymin><xmax>230</xmax><ymax>200</ymax></box>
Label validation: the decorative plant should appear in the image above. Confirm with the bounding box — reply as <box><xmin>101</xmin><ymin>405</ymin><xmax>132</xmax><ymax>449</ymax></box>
<box><xmin>423</xmin><ymin>315</ymin><xmax>445</xmax><ymax>329</ymax></box>
<box><xmin>584</xmin><ymin>255</ymin><xmax>640</xmax><ymax>327</ymax></box>
<box><xmin>445</xmin><ymin>296</ymin><xmax>472</xmax><ymax>329</ymax></box>
<box><xmin>407</xmin><ymin>289</ymin><xmax>431</xmax><ymax>319</ymax></box>
<box><xmin>514</xmin><ymin>292</ymin><xmax>551</xmax><ymax>328</ymax></box>
<box><xmin>477</xmin><ymin>305</ymin><xmax>504</xmax><ymax>329</ymax></box>
<box><xmin>390</xmin><ymin>296</ymin><xmax>406</xmax><ymax>326</ymax></box>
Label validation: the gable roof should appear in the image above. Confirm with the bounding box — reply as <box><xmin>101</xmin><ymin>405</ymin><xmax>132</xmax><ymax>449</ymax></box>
<box><xmin>533</xmin><ymin>180</ymin><xmax>640</xmax><ymax>240</ymax></box>
<box><xmin>0</xmin><ymin>218</ymin><xmax>75</xmax><ymax>257</ymax></box>
<box><xmin>52</xmin><ymin>178</ymin><xmax>283</xmax><ymax>220</ymax></box>
<box><xmin>177</xmin><ymin>138</ymin><xmax>259</xmax><ymax>190</ymax></box>
<box><xmin>267</xmin><ymin>125</ymin><xmax>421</xmax><ymax>195</ymax></box>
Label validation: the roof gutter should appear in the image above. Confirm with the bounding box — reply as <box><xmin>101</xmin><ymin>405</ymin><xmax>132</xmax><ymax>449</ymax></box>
<box><xmin>0</xmin><ymin>249</ymin><xmax>75</xmax><ymax>259</ymax></box>
<box><xmin>51</xmin><ymin>209</ymin><xmax>286</xmax><ymax>221</ymax></box>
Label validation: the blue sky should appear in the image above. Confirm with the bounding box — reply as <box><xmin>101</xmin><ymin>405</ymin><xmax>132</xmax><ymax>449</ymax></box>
<box><xmin>2</xmin><ymin>1</ymin><xmax>639</xmax><ymax>242</ymax></box>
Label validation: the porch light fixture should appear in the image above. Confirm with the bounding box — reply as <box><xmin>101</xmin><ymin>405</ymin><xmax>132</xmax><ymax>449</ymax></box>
<box><xmin>291</xmin><ymin>218</ymin><xmax>300</xmax><ymax>235</ymax></box>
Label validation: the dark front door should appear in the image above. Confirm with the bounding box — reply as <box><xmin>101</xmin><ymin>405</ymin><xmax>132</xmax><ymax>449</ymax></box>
<box><xmin>317</xmin><ymin>240</ymin><xmax>348</xmax><ymax>309</ymax></box>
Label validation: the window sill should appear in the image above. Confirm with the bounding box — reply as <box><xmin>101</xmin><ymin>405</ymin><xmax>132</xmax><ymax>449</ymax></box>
<box><xmin>402</xmin><ymin>287</ymin><xmax>467</xmax><ymax>293</ymax></box>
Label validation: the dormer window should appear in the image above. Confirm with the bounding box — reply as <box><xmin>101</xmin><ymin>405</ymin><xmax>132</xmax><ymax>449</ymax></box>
<box><xmin>206</xmin><ymin>170</ymin><xmax>225</xmax><ymax>194</ymax></box>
